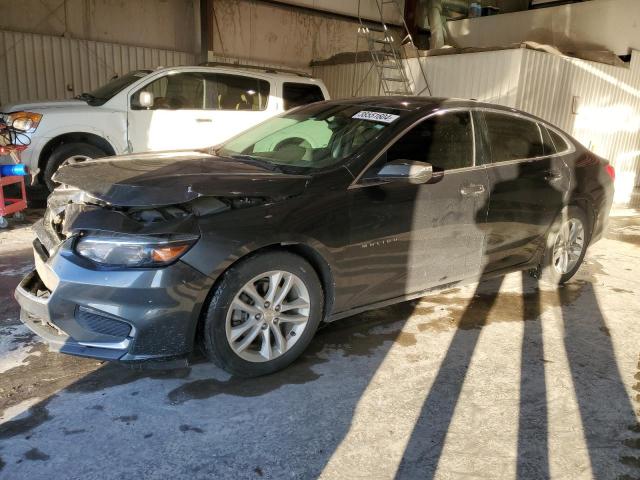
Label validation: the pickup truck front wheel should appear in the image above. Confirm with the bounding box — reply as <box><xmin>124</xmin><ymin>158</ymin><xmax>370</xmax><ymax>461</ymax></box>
<box><xmin>44</xmin><ymin>142</ymin><xmax>107</xmax><ymax>191</ymax></box>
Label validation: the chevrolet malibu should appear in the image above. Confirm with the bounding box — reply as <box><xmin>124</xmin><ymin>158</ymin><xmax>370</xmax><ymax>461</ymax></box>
<box><xmin>15</xmin><ymin>98</ymin><xmax>614</xmax><ymax>377</ymax></box>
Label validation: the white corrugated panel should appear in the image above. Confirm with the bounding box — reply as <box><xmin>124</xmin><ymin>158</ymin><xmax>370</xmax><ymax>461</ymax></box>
<box><xmin>313</xmin><ymin>61</ymin><xmax>381</xmax><ymax>99</ymax></box>
<box><xmin>0</xmin><ymin>29</ymin><xmax>194</xmax><ymax>106</ymax></box>
<box><xmin>410</xmin><ymin>49</ymin><xmax>524</xmax><ymax>106</ymax></box>
<box><xmin>315</xmin><ymin>49</ymin><xmax>524</xmax><ymax>104</ymax></box>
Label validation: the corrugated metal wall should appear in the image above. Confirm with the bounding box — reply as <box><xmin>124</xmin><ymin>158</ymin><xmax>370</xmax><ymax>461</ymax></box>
<box><xmin>0</xmin><ymin>29</ymin><xmax>194</xmax><ymax>107</ymax></box>
<box><xmin>313</xmin><ymin>48</ymin><xmax>640</xmax><ymax>204</ymax></box>
<box><xmin>313</xmin><ymin>49</ymin><xmax>525</xmax><ymax>103</ymax></box>
<box><xmin>517</xmin><ymin>49</ymin><xmax>640</xmax><ymax>203</ymax></box>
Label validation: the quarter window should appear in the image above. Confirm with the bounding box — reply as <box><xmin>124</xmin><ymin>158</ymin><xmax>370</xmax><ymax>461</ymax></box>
<box><xmin>386</xmin><ymin>111</ymin><xmax>474</xmax><ymax>171</ymax></box>
<box><xmin>283</xmin><ymin>83</ymin><xmax>325</xmax><ymax>110</ymax></box>
<box><xmin>484</xmin><ymin>112</ymin><xmax>545</xmax><ymax>162</ymax></box>
<box><xmin>546</xmin><ymin>126</ymin><xmax>570</xmax><ymax>153</ymax></box>
<box><xmin>540</xmin><ymin>123</ymin><xmax>557</xmax><ymax>155</ymax></box>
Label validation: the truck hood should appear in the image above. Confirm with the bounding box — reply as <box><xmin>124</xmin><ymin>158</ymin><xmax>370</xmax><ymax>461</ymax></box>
<box><xmin>52</xmin><ymin>150</ymin><xmax>311</xmax><ymax>207</ymax></box>
<box><xmin>3</xmin><ymin>99</ymin><xmax>88</xmax><ymax>112</ymax></box>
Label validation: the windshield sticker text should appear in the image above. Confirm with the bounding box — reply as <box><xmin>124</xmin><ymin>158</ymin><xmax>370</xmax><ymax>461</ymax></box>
<box><xmin>352</xmin><ymin>111</ymin><xmax>400</xmax><ymax>124</ymax></box>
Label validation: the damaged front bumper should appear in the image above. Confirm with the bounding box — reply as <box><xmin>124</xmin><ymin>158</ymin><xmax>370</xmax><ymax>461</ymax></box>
<box><xmin>15</xmin><ymin>225</ymin><xmax>213</xmax><ymax>363</ymax></box>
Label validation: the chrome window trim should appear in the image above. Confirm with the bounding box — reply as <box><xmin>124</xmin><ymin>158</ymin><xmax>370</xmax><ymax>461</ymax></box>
<box><xmin>350</xmin><ymin>107</ymin><xmax>478</xmax><ymax>189</ymax></box>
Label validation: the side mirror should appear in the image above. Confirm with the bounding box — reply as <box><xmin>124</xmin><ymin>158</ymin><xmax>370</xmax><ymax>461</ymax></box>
<box><xmin>377</xmin><ymin>159</ymin><xmax>433</xmax><ymax>184</ymax></box>
<box><xmin>138</xmin><ymin>91</ymin><xmax>154</xmax><ymax>108</ymax></box>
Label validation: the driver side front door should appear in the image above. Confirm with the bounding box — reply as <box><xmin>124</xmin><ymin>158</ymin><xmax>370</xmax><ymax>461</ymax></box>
<box><xmin>344</xmin><ymin>110</ymin><xmax>490</xmax><ymax>309</ymax></box>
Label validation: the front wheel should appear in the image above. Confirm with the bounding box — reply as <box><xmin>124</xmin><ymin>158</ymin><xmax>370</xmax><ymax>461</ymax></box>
<box><xmin>539</xmin><ymin>206</ymin><xmax>589</xmax><ymax>285</ymax></box>
<box><xmin>202</xmin><ymin>251</ymin><xmax>323</xmax><ymax>377</ymax></box>
<box><xmin>44</xmin><ymin>142</ymin><xmax>108</xmax><ymax>191</ymax></box>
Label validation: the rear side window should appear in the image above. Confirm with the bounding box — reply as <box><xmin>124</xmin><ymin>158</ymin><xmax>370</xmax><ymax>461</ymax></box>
<box><xmin>484</xmin><ymin>112</ymin><xmax>544</xmax><ymax>162</ymax></box>
<box><xmin>283</xmin><ymin>83</ymin><xmax>325</xmax><ymax>110</ymax></box>
<box><xmin>386</xmin><ymin>111</ymin><xmax>474</xmax><ymax>171</ymax></box>
<box><xmin>209</xmin><ymin>74</ymin><xmax>270</xmax><ymax>111</ymax></box>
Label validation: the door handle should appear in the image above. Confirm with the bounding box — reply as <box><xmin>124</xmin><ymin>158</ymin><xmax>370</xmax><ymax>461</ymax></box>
<box><xmin>196</xmin><ymin>118</ymin><xmax>213</xmax><ymax>123</ymax></box>
<box><xmin>460</xmin><ymin>184</ymin><xmax>486</xmax><ymax>196</ymax></box>
<box><xmin>544</xmin><ymin>171</ymin><xmax>562</xmax><ymax>181</ymax></box>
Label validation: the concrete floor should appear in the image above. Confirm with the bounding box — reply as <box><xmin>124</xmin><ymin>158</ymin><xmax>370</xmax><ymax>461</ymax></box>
<box><xmin>0</xmin><ymin>196</ymin><xmax>639</xmax><ymax>479</ymax></box>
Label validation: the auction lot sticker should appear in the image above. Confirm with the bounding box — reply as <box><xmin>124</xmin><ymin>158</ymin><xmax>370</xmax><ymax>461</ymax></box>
<box><xmin>352</xmin><ymin>111</ymin><xmax>400</xmax><ymax>123</ymax></box>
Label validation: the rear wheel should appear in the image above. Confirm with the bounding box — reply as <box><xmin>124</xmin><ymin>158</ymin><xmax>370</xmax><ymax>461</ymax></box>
<box><xmin>202</xmin><ymin>251</ymin><xmax>323</xmax><ymax>377</ymax></box>
<box><xmin>539</xmin><ymin>206</ymin><xmax>589</xmax><ymax>285</ymax></box>
<box><xmin>44</xmin><ymin>142</ymin><xmax>107</xmax><ymax>191</ymax></box>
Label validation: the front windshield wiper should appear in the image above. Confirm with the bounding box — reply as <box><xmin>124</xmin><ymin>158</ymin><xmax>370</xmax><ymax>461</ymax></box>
<box><xmin>224</xmin><ymin>153</ymin><xmax>281</xmax><ymax>172</ymax></box>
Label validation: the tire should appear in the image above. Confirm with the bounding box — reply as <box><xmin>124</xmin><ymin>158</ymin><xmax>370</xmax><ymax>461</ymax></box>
<box><xmin>202</xmin><ymin>251</ymin><xmax>323</xmax><ymax>377</ymax></box>
<box><xmin>539</xmin><ymin>206</ymin><xmax>590</xmax><ymax>286</ymax></box>
<box><xmin>44</xmin><ymin>142</ymin><xmax>108</xmax><ymax>191</ymax></box>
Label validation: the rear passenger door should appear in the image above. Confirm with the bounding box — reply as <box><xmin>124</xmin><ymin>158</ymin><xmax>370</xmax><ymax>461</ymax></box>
<box><xmin>479</xmin><ymin>110</ymin><xmax>570</xmax><ymax>272</ymax></box>
<box><xmin>204</xmin><ymin>73</ymin><xmax>277</xmax><ymax>143</ymax></box>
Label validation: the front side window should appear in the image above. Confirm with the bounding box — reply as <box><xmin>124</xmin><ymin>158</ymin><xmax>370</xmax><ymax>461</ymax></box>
<box><xmin>132</xmin><ymin>72</ymin><xmax>205</xmax><ymax>110</ymax></box>
<box><xmin>484</xmin><ymin>112</ymin><xmax>544</xmax><ymax>162</ymax></box>
<box><xmin>217</xmin><ymin>103</ymin><xmax>397</xmax><ymax>169</ymax></box>
<box><xmin>283</xmin><ymin>83</ymin><xmax>325</xmax><ymax>110</ymax></box>
<box><xmin>386</xmin><ymin>111</ymin><xmax>474</xmax><ymax>171</ymax></box>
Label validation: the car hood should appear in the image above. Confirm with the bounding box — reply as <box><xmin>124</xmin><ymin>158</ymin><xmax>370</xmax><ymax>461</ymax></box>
<box><xmin>52</xmin><ymin>150</ymin><xmax>311</xmax><ymax>207</ymax></box>
<box><xmin>3</xmin><ymin>99</ymin><xmax>89</xmax><ymax>112</ymax></box>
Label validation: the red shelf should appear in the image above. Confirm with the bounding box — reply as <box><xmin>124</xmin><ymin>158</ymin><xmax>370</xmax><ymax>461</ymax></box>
<box><xmin>0</xmin><ymin>175</ymin><xmax>27</xmax><ymax>216</ymax></box>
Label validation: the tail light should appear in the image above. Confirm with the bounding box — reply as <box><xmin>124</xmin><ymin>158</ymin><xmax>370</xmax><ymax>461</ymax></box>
<box><xmin>605</xmin><ymin>164</ymin><xmax>615</xmax><ymax>181</ymax></box>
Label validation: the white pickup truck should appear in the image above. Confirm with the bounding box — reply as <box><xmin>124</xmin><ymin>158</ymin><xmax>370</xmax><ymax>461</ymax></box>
<box><xmin>1</xmin><ymin>65</ymin><xmax>330</xmax><ymax>190</ymax></box>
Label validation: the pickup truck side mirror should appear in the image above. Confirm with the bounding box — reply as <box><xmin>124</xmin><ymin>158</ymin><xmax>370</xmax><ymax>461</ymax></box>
<box><xmin>138</xmin><ymin>91</ymin><xmax>154</xmax><ymax>108</ymax></box>
<box><xmin>377</xmin><ymin>159</ymin><xmax>433</xmax><ymax>184</ymax></box>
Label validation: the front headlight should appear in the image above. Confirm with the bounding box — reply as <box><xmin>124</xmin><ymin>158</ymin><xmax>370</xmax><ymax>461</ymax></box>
<box><xmin>8</xmin><ymin>111</ymin><xmax>43</xmax><ymax>132</ymax></box>
<box><xmin>75</xmin><ymin>233</ymin><xmax>198</xmax><ymax>268</ymax></box>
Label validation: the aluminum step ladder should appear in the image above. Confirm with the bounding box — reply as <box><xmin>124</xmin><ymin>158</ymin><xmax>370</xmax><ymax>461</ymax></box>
<box><xmin>355</xmin><ymin>0</ymin><xmax>431</xmax><ymax>97</ymax></box>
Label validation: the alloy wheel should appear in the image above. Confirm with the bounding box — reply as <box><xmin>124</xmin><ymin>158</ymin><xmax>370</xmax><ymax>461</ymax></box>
<box><xmin>552</xmin><ymin>217</ymin><xmax>585</xmax><ymax>274</ymax></box>
<box><xmin>225</xmin><ymin>270</ymin><xmax>311</xmax><ymax>363</ymax></box>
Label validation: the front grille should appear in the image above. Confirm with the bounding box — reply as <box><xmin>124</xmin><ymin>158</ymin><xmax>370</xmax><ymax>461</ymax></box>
<box><xmin>76</xmin><ymin>308</ymin><xmax>132</xmax><ymax>338</ymax></box>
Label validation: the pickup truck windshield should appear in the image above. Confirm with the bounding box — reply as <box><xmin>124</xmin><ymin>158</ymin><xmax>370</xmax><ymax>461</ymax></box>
<box><xmin>217</xmin><ymin>103</ymin><xmax>400</xmax><ymax>169</ymax></box>
<box><xmin>79</xmin><ymin>70</ymin><xmax>151</xmax><ymax>106</ymax></box>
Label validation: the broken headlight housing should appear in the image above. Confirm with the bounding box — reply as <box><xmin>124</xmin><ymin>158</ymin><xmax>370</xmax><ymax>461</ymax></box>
<box><xmin>75</xmin><ymin>233</ymin><xmax>198</xmax><ymax>268</ymax></box>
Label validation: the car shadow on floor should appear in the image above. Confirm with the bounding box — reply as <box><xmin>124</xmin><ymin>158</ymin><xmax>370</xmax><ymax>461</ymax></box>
<box><xmin>1</xmin><ymin>271</ymin><xmax>639</xmax><ymax>478</ymax></box>
<box><xmin>392</xmin><ymin>272</ymin><xmax>640</xmax><ymax>479</ymax></box>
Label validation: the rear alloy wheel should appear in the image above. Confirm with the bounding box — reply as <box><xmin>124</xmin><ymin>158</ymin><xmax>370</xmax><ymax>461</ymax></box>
<box><xmin>551</xmin><ymin>218</ymin><xmax>585</xmax><ymax>275</ymax></box>
<box><xmin>203</xmin><ymin>251</ymin><xmax>323</xmax><ymax>377</ymax></box>
<box><xmin>540</xmin><ymin>206</ymin><xmax>589</xmax><ymax>285</ymax></box>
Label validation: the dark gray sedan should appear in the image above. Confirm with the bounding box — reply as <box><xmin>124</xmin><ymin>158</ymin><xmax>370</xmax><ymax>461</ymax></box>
<box><xmin>15</xmin><ymin>97</ymin><xmax>614</xmax><ymax>376</ymax></box>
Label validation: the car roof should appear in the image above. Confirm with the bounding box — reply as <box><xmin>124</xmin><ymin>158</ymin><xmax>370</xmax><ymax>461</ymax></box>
<box><xmin>324</xmin><ymin>96</ymin><xmax>525</xmax><ymax>114</ymax></box>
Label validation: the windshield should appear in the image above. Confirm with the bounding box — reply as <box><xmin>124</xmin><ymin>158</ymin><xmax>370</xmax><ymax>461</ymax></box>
<box><xmin>217</xmin><ymin>103</ymin><xmax>402</xmax><ymax>169</ymax></box>
<box><xmin>80</xmin><ymin>70</ymin><xmax>151</xmax><ymax>106</ymax></box>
